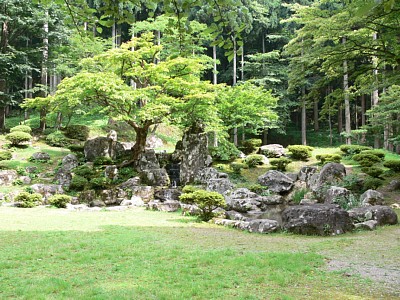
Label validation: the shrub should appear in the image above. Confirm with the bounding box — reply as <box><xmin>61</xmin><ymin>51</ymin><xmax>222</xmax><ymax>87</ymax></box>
<box><xmin>287</xmin><ymin>145</ymin><xmax>314</xmax><ymax>160</ymax></box>
<box><xmin>182</xmin><ymin>185</ymin><xmax>201</xmax><ymax>194</ymax></box>
<box><xmin>245</xmin><ymin>154</ymin><xmax>265</xmax><ymax>168</ymax></box>
<box><xmin>64</xmin><ymin>125</ymin><xmax>90</xmax><ymax>141</ymax></box>
<box><xmin>209</xmin><ymin>139</ymin><xmax>240</xmax><ymax>161</ymax></box>
<box><xmin>48</xmin><ymin>194</ymin><xmax>71</xmax><ymax>208</ymax></box>
<box><xmin>360</xmin><ymin>150</ymin><xmax>385</xmax><ymax>160</ymax></box>
<box><xmin>93</xmin><ymin>156</ymin><xmax>114</xmax><ymax>166</ymax></box>
<box><xmin>240</xmin><ymin>138</ymin><xmax>262</xmax><ymax>155</ymax></box>
<box><xmin>361</xmin><ymin>167</ymin><xmax>384</xmax><ymax>178</ymax></box>
<box><xmin>12</xmin><ymin>179</ymin><xmax>23</xmax><ymax>186</ymax></box>
<box><xmin>179</xmin><ymin>189</ymin><xmax>226</xmax><ymax>221</ymax></box>
<box><xmin>68</xmin><ymin>144</ymin><xmax>85</xmax><ymax>153</ymax></box>
<box><xmin>363</xmin><ymin>177</ymin><xmax>384</xmax><ymax>190</ymax></box>
<box><xmin>45</xmin><ymin>131</ymin><xmax>71</xmax><ymax>147</ymax></box>
<box><xmin>339</xmin><ymin>144</ymin><xmax>372</xmax><ymax>156</ymax></box>
<box><xmin>340</xmin><ymin>174</ymin><xmax>364</xmax><ymax>193</ymax></box>
<box><xmin>43</xmin><ymin>128</ymin><xmax>56</xmax><ymax>135</ymax></box>
<box><xmin>15</xmin><ymin>192</ymin><xmax>42</xmax><ymax>208</ymax></box>
<box><xmin>270</xmin><ymin>157</ymin><xmax>291</xmax><ymax>171</ymax></box>
<box><xmin>5</xmin><ymin>131</ymin><xmax>32</xmax><ymax>145</ymax></box>
<box><xmin>10</xmin><ymin>125</ymin><xmax>32</xmax><ymax>133</ymax></box>
<box><xmin>383</xmin><ymin>160</ymin><xmax>400</xmax><ymax>172</ymax></box>
<box><xmin>69</xmin><ymin>175</ymin><xmax>89</xmax><ymax>191</ymax></box>
<box><xmin>352</xmin><ymin>153</ymin><xmax>381</xmax><ymax>167</ymax></box>
<box><xmin>90</xmin><ymin>177</ymin><xmax>112</xmax><ymax>189</ymax></box>
<box><xmin>73</xmin><ymin>165</ymin><xmax>96</xmax><ymax>179</ymax></box>
<box><xmin>316</xmin><ymin>154</ymin><xmax>341</xmax><ymax>165</ymax></box>
<box><xmin>246</xmin><ymin>184</ymin><xmax>270</xmax><ymax>195</ymax></box>
<box><xmin>0</xmin><ymin>150</ymin><xmax>12</xmax><ymax>161</ymax></box>
<box><xmin>291</xmin><ymin>188</ymin><xmax>309</xmax><ymax>204</ymax></box>
<box><xmin>119</xmin><ymin>166</ymin><xmax>138</xmax><ymax>179</ymax></box>
<box><xmin>230</xmin><ymin>162</ymin><xmax>246</xmax><ymax>174</ymax></box>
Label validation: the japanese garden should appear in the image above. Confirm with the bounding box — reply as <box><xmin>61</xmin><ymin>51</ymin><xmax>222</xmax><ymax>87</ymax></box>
<box><xmin>0</xmin><ymin>0</ymin><xmax>399</xmax><ymax>299</ymax></box>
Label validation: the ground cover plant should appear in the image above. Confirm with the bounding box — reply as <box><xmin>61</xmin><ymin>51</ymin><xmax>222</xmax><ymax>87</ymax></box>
<box><xmin>0</xmin><ymin>207</ymin><xmax>399</xmax><ymax>299</ymax></box>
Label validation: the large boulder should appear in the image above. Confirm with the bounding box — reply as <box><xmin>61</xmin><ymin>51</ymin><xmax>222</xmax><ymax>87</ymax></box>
<box><xmin>179</xmin><ymin>131</ymin><xmax>212</xmax><ymax>185</ymax></box>
<box><xmin>225</xmin><ymin>188</ymin><xmax>262</xmax><ymax>213</ymax></box>
<box><xmin>282</xmin><ymin>204</ymin><xmax>354</xmax><ymax>236</ymax></box>
<box><xmin>30</xmin><ymin>184</ymin><xmax>64</xmax><ymax>202</ymax></box>
<box><xmin>360</xmin><ymin>189</ymin><xmax>384</xmax><ymax>206</ymax></box>
<box><xmin>194</xmin><ymin>167</ymin><xmax>233</xmax><ymax>194</ymax></box>
<box><xmin>61</xmin><ymin>154</ymin><xmax>79</xmax><ymax>171</ymax></box>
<box><xmin>309</xmin><ymin>163</ymin><xmax>346</xmax><ymax>199</ymax></box>
<box><xmin>258</xmin><ymin>170</ymin><xmax>294</xmax><ymax>194</ymax></box>
<box><xmin>207</xmin><ymin>178</ymin><xmax>234</xmax><ymax>194</ymax></box>
<box><xmin>348</xmin><ymin>206</ymin><xmax>398</xmax><ymax>226</ymax></box>
<box><xmin>259</xmin><ymin>144</ymin><xmax>286</xmax><ymax>158</ymax></box>
<box><xmin>146</xmin><ymin>135</ymin><xmax>164</xmax><ymax>149</ymax></box>
<box><xmin>54</xmin><ymin>154</ymin><xmax>79</xmax><ymax>187</ymax></box>
<box><xmin>298</xmin><ymin>166</ymin><xmax>318</xmax><ymax>186</ymax></box>
<box><xmin>147</xmin><ymin>200</ymin><xmax>181</xmax><ymax>212</ymax></box>
<box><xmin>84</xmin><ymin>133</ymin><xmax>125</xmax><ymax>161</ymax></box>
<box><xmin>137</xmin><ymin>149</ymin><xmax>160</xmax><ymax>171</ymax></box>
<box><xmin>30</xmin><ymin>152</ymin><xmax>51</xmax><ymax>162</ymax></box>
<box><xmin>0</xmin><ymin>170</ymin><xmax>18</xmax><ymax>186</ymax></box>
<box><xmin>140</xmin><ymin>168</ymin><xmax>170</xmax><ymax>187</ymax></box>
<box><xmin>154</xmin><ymin>188</ymin><xmax>182</xmax><ymax>201</ymax></box>
<box><xmin>246</xmin><ymin>219</ymin><xmax>280</xmax><ymax>234</ymax></box>
<box><xmin>324</xmin><ymin>186</ymin><xmax>353</xmax><ymax>205</ymax></box>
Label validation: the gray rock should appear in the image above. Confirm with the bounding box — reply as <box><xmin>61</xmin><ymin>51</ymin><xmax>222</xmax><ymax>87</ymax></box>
<box><xmin>181</xmin><ymin>203</ymin><xmax>201</xmax><ymax>215</ymax></box>
<box><xmin>258</xmin><ymin>170</ymin><xmax>294</xmax><ymax>194</ymax></box>
<box><xmin>61</xmin><ymin>154</ymin><xmax>79</xmax><ymax>172</ymax></box>
<box><xmin>387</xmin><ymin>180</ymin><xmax>400</xmax><ymax>192</ymax></box>
<box><xmin>137</xmin><ymin>149</ymin><xmax>160</xmax><ymax>170</ymax></box>
<box><xmin>90</xmin><ymin>200</ymin><xmax>106</xmax><ymax>207</ymax></box>
<box><xmin>179</xmin><ymin>132</ymin><xmax>212</xmax><ymax>185</ymax></box>
<box><xmin>154</xmin><ymin>188</ymin><xmax>182</xmax><ymax>201</ymax></box>
<box><xmin>54</xmin><ymin>168</ymin><xmax>72</xmax><ymax>187</ymax></box>
<box><xmin>84</xmin><ymin>136</ymin><xmax>125</xmax><ymax>161</ymax></box>
<box><xmin>309</xmin><ymin>163</ymin><xmax>346</xmax><ymax>199</ymax></box>
<box><xmin>207</xmin><ymin>178</ymin><xmax>234</xmax><ymax>194</ymax></box>
<box><xmin>25</xmin><ymin>166</ymin><xmax>38</xmax><ymax>174</ymax></box>
<box><xmin>30</xmin><ymin>184</ymin><xmax>64</xmax><ymax>201</ymax></box>
<box><xmin>99</xmin><ymin>189</ymin><xmax>121</xmax><ymax>206</ymax></box>
<box><xmin>107</xmin><ymin>130</ymin><xmax>118</xmax><ymax>142</ymax></box>
<box><xmin>77</xmin><ymin>190</ymin><xmax>96</xmax><ymax>204</ymax></box>
<box><xmin>360</xmin><ymin>189</ymin><xmax>384</xmax><ymax>206</ymax></box>
<box><xmin>298</xmin><ymin>166</ymin><xmax>318</xmax><ymax>185</ymax></box>
<box><xmin>348</xmin><ymin>206</ymin><xmax>398</xmax><ymax>226</ymax></box>
<box><xmin>0</xmin><ymin>170</ymin><xmax>18</xmax><ymax>186</ymax></box>
<box><xmin>286</xmin><ymin>173</ymin><xmax>298</xmax><ymax>182</ymax></box>
<box><xmin>31</xmin><ymin>152</ymin><xmax>51</xmax><ymax>161</ymax></box>
<box><xmin>247</xmin><ymin>219</ymin><xmax>280</xmax><ymax>234</ymax></box>
<box><xmin>19</xmin><ymin>176</ymin><xmax>31</xmax><ymax>185</ymax></box>
<box><xmin>120</xmin><ymin>196</ymin><xmax>145</xmax><ymax>207</ymax></box>
<box><xmin>146</xmin><ymin>135</ymin><xmax>164</xmax><ymax>148</ymax></box>
<box><xmin>225</xmin><ymin>188</ymin><xmax>261</xmax><ymax>212</ymax></box>
<box><xmin>355</xmin><ymin>220</ymin><xmax>378</xmax><ymax>231</ymax></box>
<box><xmin>140</xmin><ymin>168</ymin><xmax>170</xmax><ymax>186</ymax></box>
<box><xmin>282</xmin><ymin>204</ymin><xmax>354</xmax><ymax>236</ymax></box>
<box><xmin>259</xmin><ymin>194</ymin><xmax>284</xmax><ymax>205</ymax></box>
<box><xmin>104</xmin><ymin>165</ymin><xmax>118</xmax><ymax>180</ymax></box>
<box><xmin>300</xmin><ymin>199</ymin><xmax>318</xmax><ymax>205</ymax></box>
<box><xmin>259</xmin><ymin>144</ymin><xmax>286</xmax><ymax>158</ymax></box>
<box><xmin>130</xmin><ymin>186</ymin><xmax>154</xmax><ymax>203</ymax></box>
<box><xmin>147</xmin><ymin>200</ymin><xmax>181</xmax><ymax>212</ymax></box>
<box><xmin>225</xmin><ymin>210</ymin><xmax>247</xmax><ymax>221</ymax></box>
<box><xmin>324</xmin><ymin>186</ymin><xmax>352</xmax><ymax>204</ymax></box>
<box><xmin>118</xmin><ymin>177</ymin><xmax>141</xmax><ymax>189</ymax></box>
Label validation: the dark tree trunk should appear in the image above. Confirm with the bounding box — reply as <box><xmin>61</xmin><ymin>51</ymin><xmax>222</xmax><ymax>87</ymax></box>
<box><xmin>131</xmin><ymin>124</ymin><xmax>151</xmax><ymax>162</ymax></box>
<box><xmin>314</xmin><ymin>99</ymin><xmax>319</xmax><ymax>132</ymax></box>
<box><xmin>0</xmin><ymin>107</ymin><xmax>5</xmax><ymax>131</ymax></box>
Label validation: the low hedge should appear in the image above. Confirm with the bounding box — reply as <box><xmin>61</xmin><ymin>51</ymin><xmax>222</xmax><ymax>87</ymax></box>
<box><xmin>287</xmin><ymin>145</ymin><xmax>314</xmax><ymax>160</ymax></box>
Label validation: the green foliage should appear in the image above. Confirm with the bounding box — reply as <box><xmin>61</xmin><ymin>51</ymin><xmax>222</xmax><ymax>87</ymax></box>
<box><xmin>363</xmin><ymin>178</ymin><xmax>384</xmax><ymax>191</ymax></box>
<box><xmin>64</xmin><ymin>125</ymin><xmax>90</xmax><ymax>141</ymax></box>
<box><xmin>179</xmin><ymin>189</ymin><xmax>226</xmax><ymax>221</ymax></box>
<box><xmin>361</xmin><ymin>167</ymin><xmax>384</xmax><ymax>178</ymax></box>
<box><xmin>16</xmin><ymin>166</ymin><xmax>27</xmax><ymax>176</ymax></box>
<box><xmin>341</xmin><ymin>174</ymin><xmax>364</xmax><ymax>193</ymax></box>
<box><xmin>360</xmin><ymin>150</ymin><xmax>385</xmax><ymax>160</ymax></box>
<box><xmin>5</xmin><ymin>131</ymin><xmax>32</xmax><ymax>145</ymax></box>
<box><xmin>383</xmin><ymin>160</ymin><xmax>400</xmax><ymax>172</ymax></box>
<box><xmin>270</xmin><ymin>157</ymin><xmax>291</xmax><ymax>171</ymax></box>
<box><xmin>209</xmin><ymin>139</ymin><xmax>240</xmax><ymax>162</ymax></box>
<box><xmin>334</xmin><ymin>194</ymin><xmax>360</xmax><ymax>211</ymax></box>
<box><xmin>93</xmin><ymin>156</ymin><xmax>114</xmax><ymax>166</ymax></box>
<box><xmin>69</xmin><ymin>175</ymin><xmax>89</xmax><ymax>191</ymax></box>
<box><xmin>68</xmin><ymin>144</ymin><xmax>85</xmax><ymax>153</ymax></box>
<box><xmin>10</xmin><ymin>125</ymin><xmax>32</xmax><ymax>133</ymax></box>
<box><xmin>119</xmin><ymin>167</ymin><xmax>138</xmax><ymax>179</ymax></box>
<box><xmin>339</xmin><ymin>145</ymin><xmax>372</xmax><ymax>156</ymax></box>
<box><xmin>291</xmin><ymin>189</ymin><xmax>309</xmax><ymax>204</ymax></box>
<box><xmin>181</xmin><ymin>185</ymin><xmax>201</xmax><ymax>194</ymax></box>
<box><xmin>43</xmin><ymin>128</ymin><xmax>57</xmax><ymax>135</ymax></box>
<box><xmin>240</xmin><ymin>139</ymin><xmax>262</xmax><ymax>155</ymax></box>
<box><xmin>15</xmin><ymin>192</ymin><xmax>42</xmax><ymax>208</ymax></box>
<box><xmin>45</xmin><ymin>131</ymin><xmax>71</xmax><ymax>147</ymax></box>
<box><xmin>73</xmin><ymin>165</ymin><xmax>96</xmax><ymax>179</ymax></box>
<box><xmin>0</xmin><ymin>150</ymin><xmax>12</xmax><ymax>161</ymax></box>
<box><xmin>12</xmin><ymin>179</ymin><xmax>23</xmax><ymax>186</ymax></box>
<box><xmin>352</xmin><ymin>153</ymin><xmax>381</xmax><ymax>167</ymax></box>
<box><xmin>230</xmin><ymin>162</ymin><xmax>246</xmax><ymax>174</ymax></box>
<box><xmin>48</xmin><ymin>195</ymin><xmax>72</xmax><ymax>208</ymax></box>
<box><xmin>244</xmin><ymin>154</ymin><xmax>265</xmax><ymax>168</ymax></box>
<box><xmin>287</xmin><ymin>145</ymin><xmax>314</xmax><ymax>161</ymax></box>
<box><xmin>316</xmin><ymin>154</ymin><xmax>341</xmax><ymax>165</ymax></box>
<box><xmin>246</xmin><ymin>184</ymin><xmax>270</xmax><ymax>195</ymax></box>
<box><xmin>90</xmin><ymin>177</ymin><xmax>112</xmax><ymax>190</ymax></box>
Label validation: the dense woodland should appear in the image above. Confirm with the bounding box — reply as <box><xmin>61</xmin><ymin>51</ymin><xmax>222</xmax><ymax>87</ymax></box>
<box><xmin>1</xmin><ymin>0</ymin><xmax>399</xmax><ymax>154</ymax></box>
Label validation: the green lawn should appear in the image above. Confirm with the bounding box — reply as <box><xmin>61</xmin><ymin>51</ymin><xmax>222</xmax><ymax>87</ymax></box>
<box><xmin>0</xmin><ymin>207</ymin><xmax>398</xmax><ymax>299</ymax></box>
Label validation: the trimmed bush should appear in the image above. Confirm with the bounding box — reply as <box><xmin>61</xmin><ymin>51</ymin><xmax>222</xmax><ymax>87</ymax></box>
<box><xmin>179</xmin><ymin>189</ymin><xmax>226</xmax><ymax>221</ymax></box>
<box><xmin>316</xmin><ymin>154</ymin><xmax>341</xmax><ymax>165</ymax></box>
<box><xmin>68</xmin><ymin>144</ymin><xmax>85</xmax><ymax>153</ymax></box>
<box><xmin>360</xmin><ymin>150</ymin><xmax>385</xmax><ymax>160</ymax></box>
<box><xmin>0</xmin><ymin>150</ymin><xmax>12</xmax><ymax>161</ymax></box>
<box><xmin>15</xmin><ymin>192</ymin><xmax>42</xmax><ymax>208</ymax></box>
<box><xmin>69</xmin><ymin>175</ymin><xmax>89</xmax><ymax>191</ymax></box>
<box><xmin>64</xmin><ymin>125</ymin><xmax>90</xmax><ymax>141</ymax></box>
<box><xmin>352</xmin><ymin>153</ymin><xmax>381</xmax><ymax>167</ymax></box>
<box><xmin>230</xmin><ymin>162</ymin><xmax>246</xmax><ymax>174</ymax></box>
<box><xmin>93</xmin><ymin>156</ymin><xmax>114</xmax><ymax>166</ymax></box>
<box><xmin>182</xmin><ymin>185</ymin><xmax>201</xmax><ymax>194</ymax></box>
<box><xmin>45</xmin><ymin>131</ymin><xmax>71</xmax><ymax>147</ymax></box>
<box><xmin>270</xmin><ymin>157</ymin><xmax>291</xmax><ymax>171</ymax></box>
<box><xmin>90</xmin><ymin>177</ymin><xmax>112</xmax><ymax>189</ymax></box>
<box><xmin>363</xmin><ymin>177</ymin><xmax>384</xmax><ymax>190</ymax></box>
<box><xmin>361</xmin><ymin>167</ymin><xmax>384</xmax><ymax>178</ymax></box>
<box><xmin>48</xmin><ymin>194</ymin><xmax>71</xmax><ymax>208</ymax></box>
<box><xmin>119</xmin><ymin>166</ymin><xmax>138</xmax><ymax>179</ymax></box>
<box><xmin>240</xmin><ymin>138</ymin><xmax>262</xmax><ymax>155</ymax></box>
<box><xmin>10</xmin><ymin>125</ymin><xmax>32</xmax><ymax>133</ymax></box>
<box><xmin>245</xmin><ymin>154</ymin><xmax>265</xmax><ymax>168</ymax></box>
<box><xmin>209</xmin><ymin>139</ymin><xmax>241</xmax><ymax>162</ymax></box>
<box><xmin>339</xmin><ymin>144</ymin><xmax>371</xmax><ymax>156</ymax></box>
<box><xmin>287</xmin><ymin>145</ymin><xmax>314</xmax><ymax>160</ymax></box>
<box><xmin>383</xmin><ymin>160</ymin><xmax>400</xmax><ymax>172</ymax></box>
<box><xmin>5</xmin><ymin>131</ymin><xmax>32</xmax><ymax>145</ymax></box>
<box><xmin>73</xmin><ymin>165</ymin><xmax>96</xmax><ymax>179</ymax></box>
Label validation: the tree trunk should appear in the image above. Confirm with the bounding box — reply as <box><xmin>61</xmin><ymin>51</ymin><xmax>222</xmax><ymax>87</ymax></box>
<box><xmin>240</xmin><ymin>45</ymin><xmax>244</xmax><ymax>81</ymax></box>
<box><xmin>301</xmin><ymin>87</ymin><xmax>306</xmax><ymax>146</ymax></box>
<box><xmin>39</xmin><ymin>10</ymin><xmax>49</xmax><ymax>132</ymax></box>
<box><xmin>132</xmin><ymin>126</ymin><xmax>149</xmax><ymax>163</ymax></box>
<box><xmin>261</xmin><ymin>31</ymin><xmax>265</xmax><ymax>77</ymax></box>
<box><xmin>338</xmin><ymin>105</ymin><xmax>343</xmax><ymax>133</ymax></box>
<box><xmin>313</xmin><ymin>98</ymin><xmax>319</xmax><ymax>132</ymax></box>
<box><xmin>233</xmin><ymin>127</ymin><xmax>238</xmax><ymax>146</ymax></box>
<box><xmin>343</xmin><ymin>37</ymin><xmax>351</xmax><ymax>145</ymax></box>
<box><xmin>213</xmin><ymin>45</ymin><xmax>217</xmax><ymax>85</ymax></box>
<box><xmin>372</xmin><ymin>32</ymin><xmax>380</xmax><ymax>148</ymax></box>
<box><xmin>0</xmin><ymin>107</ymin><xmax>5</xmax><ymax>131</ymax></box>
<box><xmin>361</xmin><ymin>94</ymin><xmax>366</xmax><ymax>143</ymax></box>
<box><xmin>232</xmin><ymin>36</ymin><xmax>237</xmax><ymax>85</ymax></box>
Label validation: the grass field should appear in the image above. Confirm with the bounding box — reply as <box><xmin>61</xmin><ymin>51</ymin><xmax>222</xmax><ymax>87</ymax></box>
<box><xmin>0</xmin><ymin>207</ymin><xmax>399</xmax><ymax>299</ymax></box>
